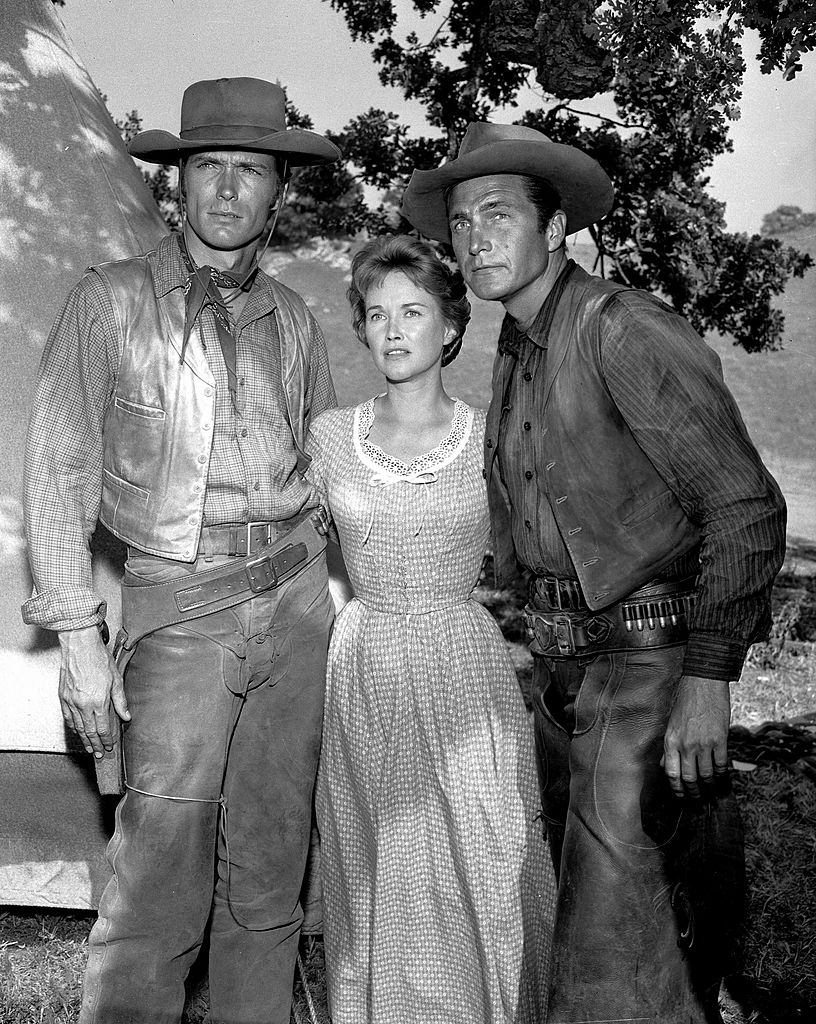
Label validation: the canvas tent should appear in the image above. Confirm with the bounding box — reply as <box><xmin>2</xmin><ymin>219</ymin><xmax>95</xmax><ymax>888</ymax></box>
<box><xmin>0</xmin><ymin>0</ymin><xmax>166</xmax><ymax>908</ymax></box>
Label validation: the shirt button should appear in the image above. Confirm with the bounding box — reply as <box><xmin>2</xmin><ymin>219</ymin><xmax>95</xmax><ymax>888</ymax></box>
<box><xmin>240</xmin><ymin>428</ymin><xmax>248</xmax><ymax>437</ymax></box>
<box><xmin>523</xmin><ymin>421</ymin><xmax>531</xmax><ymax>431</ymax></box>
<box><xmin>253</xmin><ymin>482</ymin><xmax>260</xmax><ymax>491</ymax></box>
<box><xmin>524</xmin><ymin>470</ymin><xmax>533</xmax><ymax>480</ymax></box>
<box><xmin>523</xmin><ymin>371</ymin><xmax>533</xmax><ymax>382</ymax></box>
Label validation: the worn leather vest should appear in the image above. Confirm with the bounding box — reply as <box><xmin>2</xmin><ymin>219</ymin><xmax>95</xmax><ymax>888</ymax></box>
<box><xmin>485</xmin><ymin>266</ymin><xmax>701</xmax><ymax>610</ymax></box>
<box><xmin>95</xmin><ymin>246</ymin><xmax>312</xmax><ymax>562</ymax></box>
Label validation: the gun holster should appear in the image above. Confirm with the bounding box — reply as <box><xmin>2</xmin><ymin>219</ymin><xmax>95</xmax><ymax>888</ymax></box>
<box><xmin>92</xmin><ymin>627</ymin><xmax>136</xmax><ymax>798</ymax></box>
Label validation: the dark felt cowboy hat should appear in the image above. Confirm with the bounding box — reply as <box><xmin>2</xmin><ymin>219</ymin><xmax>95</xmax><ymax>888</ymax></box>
<box><xmin>128</xmin><ymin>77</ymin><xmax>340</xmax><ymax>166</ymax></box>
<box><xmin>401</xmin><ymin>122</ymin><xmax>614</xmax><ymax>240</ymax></box>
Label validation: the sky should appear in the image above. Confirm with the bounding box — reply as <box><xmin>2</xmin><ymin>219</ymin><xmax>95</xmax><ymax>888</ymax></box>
<box><xmin>57</xmin><ymin>0</ymin><xmax>816</xmax><ymax>235</ymax></box>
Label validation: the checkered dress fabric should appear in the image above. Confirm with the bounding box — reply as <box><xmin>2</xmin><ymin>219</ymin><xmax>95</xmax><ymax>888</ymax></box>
<box><xmin>307</xmin><ymin>400</ymin><xmax>555</xmax><ymax>1023</ymax></box>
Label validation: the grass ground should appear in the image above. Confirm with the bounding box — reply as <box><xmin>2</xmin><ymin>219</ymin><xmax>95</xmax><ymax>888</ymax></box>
<box><xmin>2</xmin><ymin>232</ymin><xmax>813</xmax><ymax>1021</ymax></box>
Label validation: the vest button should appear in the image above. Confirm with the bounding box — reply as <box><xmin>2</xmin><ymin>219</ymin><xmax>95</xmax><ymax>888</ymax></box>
<box><xmin>524</xmin><ymin>470</ymin><xmax>533</xmax><ymax>480</ymax></box>
<box><xmin>523</xmin><ymin>371</ymin><xmax>532</xmax><ymax>382</ymax></box>
<box><xmin>205</xmin><ymin>388</ymin><xmax>213</xmax><ymax>397</ymax></box>
<box><xmin>523</xmin><ymin>421</ymin><xmax>531</xmax><ymax>431</ymax></box>
<box><xmin>525</xmin><ymin>519</ymin><xmax>532</xmax><ymax>529</ymax></box>
<box><xmin>482</xmin><ymin>469</ymin><xmax>487</xmax><ymax>479</ymax></box>
<box><xmin>198</xmin><ymin>455</ymin><xmax>206</xmax><ymax>464</ymax></box>
<box><xmin>486</xmin><ymin>439</ymin><xmax>494</xmax><ymax>449</ymax></box>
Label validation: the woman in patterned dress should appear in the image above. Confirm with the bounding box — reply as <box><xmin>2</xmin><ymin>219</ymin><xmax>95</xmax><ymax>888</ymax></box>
<box><xmin>306</xmin><ymin>235</ymin><xmax>555</xmax><ymax>1023</ymax></box>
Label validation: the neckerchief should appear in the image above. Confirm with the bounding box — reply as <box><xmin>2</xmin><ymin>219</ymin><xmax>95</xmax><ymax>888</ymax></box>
<box><xmin>177</xmin><ymin>235</ymin><xmax>258</xmax><ymax>405</ymax></box>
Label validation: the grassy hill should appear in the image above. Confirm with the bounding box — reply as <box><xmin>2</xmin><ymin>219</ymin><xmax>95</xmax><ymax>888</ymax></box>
<box><xmin>268</xmin><ymin>228</ymin><xmax>816</xmax><ymax>542</ymax></box>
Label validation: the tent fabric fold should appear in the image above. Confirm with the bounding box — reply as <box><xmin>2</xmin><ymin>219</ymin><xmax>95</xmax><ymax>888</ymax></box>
<box><xmin>0</xmin><ymin>0</ymin><xmax>165</xmax><ymax>910</ymax></box>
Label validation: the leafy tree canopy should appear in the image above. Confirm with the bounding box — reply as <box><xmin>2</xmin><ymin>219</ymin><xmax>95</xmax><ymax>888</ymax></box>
<box><xmin>761</xmin><ymin>205</ymin><xmax>816</xmax><ymax>236</ymax></box>
<box><xmin>321</xmin><ymin>0</ymin><xmax>814</xmax><ymax>352</ymax></box>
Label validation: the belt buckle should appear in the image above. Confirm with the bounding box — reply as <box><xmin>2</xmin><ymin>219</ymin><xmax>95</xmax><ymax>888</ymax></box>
<box><xmin>245</xmin><ymin>552</ymin><xmax>278</xmax><ymax>593</ymax></box>
<box><xmin>553</xmin><ymin>614</ymin><xmax>576</xmax><ymax>655</ymax></box>
<box><xmin>245</xmin><ymin>521</ymin><xmax>272</xmax><ymax>555</ymax></box>
<box><xmin>524</xmin><ymin>607</ymin><xmax>577</xmax><ymax>657</ymax></box>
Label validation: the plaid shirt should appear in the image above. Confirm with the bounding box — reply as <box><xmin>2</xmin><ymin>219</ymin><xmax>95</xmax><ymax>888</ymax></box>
<box><xmin>23</xmin><ymin>233</ymin><xmax>336</xmax><ymax>631</ymax></box>
<box><xmin>494</xmin><ymin>260</ymin><xmax>786</xmax><ymax>681</ymax></box>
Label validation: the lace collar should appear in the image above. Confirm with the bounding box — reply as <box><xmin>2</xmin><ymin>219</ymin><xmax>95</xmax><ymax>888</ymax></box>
<box><xmin>353</xmin><ymin>397</ymin><xmax>473</xmax><ymax>478</ymax></box>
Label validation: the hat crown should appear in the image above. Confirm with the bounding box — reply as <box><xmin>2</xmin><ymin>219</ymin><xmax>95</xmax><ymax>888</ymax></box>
<box><xmin>458</xmin><ymin>121</ymin><xmax>552</xmax><ymax>159</ymax></box>
<box><xmin>179</xmin><ymin>78</ymin><xmax>286</xmax><ymax>141</ymax></box>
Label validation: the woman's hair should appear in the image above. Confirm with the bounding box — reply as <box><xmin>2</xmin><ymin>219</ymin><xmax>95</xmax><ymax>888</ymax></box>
<box><xmin>347</xmin><ymin>235</ymin><xmax>471</xmax><ymax>367</ymax></box>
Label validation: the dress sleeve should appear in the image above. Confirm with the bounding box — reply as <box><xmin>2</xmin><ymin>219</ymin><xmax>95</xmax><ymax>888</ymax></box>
<box><xmin>22</xmin><ymin>272</ymin><xmax>120</xmax><ymax>632</ymax></box>
<box><xmin>599</xmin><ymin>292</ymin><xmax>787</xmax><ymax>681</ymax></box>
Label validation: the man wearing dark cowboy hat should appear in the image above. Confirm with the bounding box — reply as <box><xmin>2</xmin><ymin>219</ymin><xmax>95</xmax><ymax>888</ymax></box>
<box><xmin>23</xmin><ymin>78</ymin><xmax>340</xmax><ymax>1023</ymax></box>
<box><xmin>402</xmin><ymin>123</ymin><xmax>786</xmax><ymax>1021</ymax></box>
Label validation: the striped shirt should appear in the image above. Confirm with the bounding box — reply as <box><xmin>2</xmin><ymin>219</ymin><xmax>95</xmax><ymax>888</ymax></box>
<box><xmin>494</xmin><ymin>260</ymin><xmax>786</xmax><ymax>680</ymax></box>
<box><xmin>22</xmin><ymin>233</ymin><xmax>336</xmax><ymax>631</ymax></box>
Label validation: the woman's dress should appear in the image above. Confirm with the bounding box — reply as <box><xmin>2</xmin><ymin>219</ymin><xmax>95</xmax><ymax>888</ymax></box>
<box><xmin>308</xmin><ymin>398</ymin><xmax>556</xmax><ymax>1024</ymax></box>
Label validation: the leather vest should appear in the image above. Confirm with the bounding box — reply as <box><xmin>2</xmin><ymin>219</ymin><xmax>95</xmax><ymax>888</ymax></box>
<box><xmin>485</xmin><ymin>266</ymin><xmax>701</xmax><ymax>610</ymax></box>
<box><xmin>95</xmin><ymin>246</ymin><xmax>313</xmax><ymax>561</ymax></box>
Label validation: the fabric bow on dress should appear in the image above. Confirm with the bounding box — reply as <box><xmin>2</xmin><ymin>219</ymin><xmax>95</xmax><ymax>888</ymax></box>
<box><xmin>362</xmin><ymin>469</ymin><xmax>439</xmax><ymax>545</ymax></box>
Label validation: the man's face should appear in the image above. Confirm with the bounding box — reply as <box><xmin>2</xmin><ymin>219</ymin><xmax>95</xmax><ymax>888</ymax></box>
<box><xmin>182</xmin><ymin>150</ymin><xmax>280</xmax><ymax>255</ymax></box>
<box><xmin>447</xmin><ymin>174</ymin><xmax>553</xmax><ymax>306</ymax></box>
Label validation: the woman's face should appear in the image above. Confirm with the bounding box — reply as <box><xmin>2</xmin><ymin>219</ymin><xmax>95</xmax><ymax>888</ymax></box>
<box><xmin>363</xmin><ymin>270</ymin><xmax>455</xmax><ymax>385</ymax></box>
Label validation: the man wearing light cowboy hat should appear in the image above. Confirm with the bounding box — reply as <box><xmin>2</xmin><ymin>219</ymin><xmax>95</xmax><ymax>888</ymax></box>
<box><xmin>23</xmin><ymin>78</ymin><xmax>340</xmax><ymax>1023</ymax></box>
<box><xmin>402</xmin><ymin>123</ymin><xmax>786</xmax><ymax>1021</ymax></box>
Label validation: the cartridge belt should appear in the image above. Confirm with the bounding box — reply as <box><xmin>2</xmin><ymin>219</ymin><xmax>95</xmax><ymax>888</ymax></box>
<box><xmin>523</xmin><ymin>575</ymin><xmax>696</xmax><ymax>659</ymax></box>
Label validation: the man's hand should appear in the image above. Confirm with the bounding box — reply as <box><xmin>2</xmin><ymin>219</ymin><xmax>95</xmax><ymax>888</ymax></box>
<box><xmin>58</xmin><ymin>626</ymin><xmax>131</xmax><ymax>758</ymax></box>
<box><xmin>662</xmin><ymin>675</ymin><xmax>731</xmax><ymax>799</ymax></box>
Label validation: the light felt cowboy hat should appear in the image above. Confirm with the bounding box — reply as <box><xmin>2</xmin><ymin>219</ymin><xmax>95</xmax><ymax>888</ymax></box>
<box><xmin>401</xmin><ymin>121</ymin><xmax>614</xmax><ymax>240</ymax></box>
<box><xmin>128</xmin><ymin>77</ymin><xmax>340</xmax><ymax>166</ymax></box>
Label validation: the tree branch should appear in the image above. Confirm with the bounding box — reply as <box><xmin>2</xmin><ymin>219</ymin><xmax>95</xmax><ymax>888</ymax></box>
<box><xmin>560</xmin><ymin>105</ymin><xmax>652</xmax><ymax>132</ymax></box>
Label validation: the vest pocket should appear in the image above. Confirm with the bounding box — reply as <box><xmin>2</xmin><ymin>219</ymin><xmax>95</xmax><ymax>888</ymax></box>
<box><xmin>102</xmin><ymin>468</ymin><xmax>149</xmax><ymax>503</ymax></box>
<box><xmin>114</xmin><ymin>396</ymin><xmax>166</xmax><ymax>420</ymax></box>
<box><xmin>621</xmin><ymin>488</ymin><xmax>675</xmax><ymax>530</ymax></box>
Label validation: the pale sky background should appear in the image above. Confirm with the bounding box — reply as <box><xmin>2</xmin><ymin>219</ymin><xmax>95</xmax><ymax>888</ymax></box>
<box><xmin>58</xmin><ymin>0</ymin><xmax>816</xmax><ymax>235</ymax></box>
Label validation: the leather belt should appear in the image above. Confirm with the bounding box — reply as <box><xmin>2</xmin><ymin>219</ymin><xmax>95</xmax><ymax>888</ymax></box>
<box><xmin>113</xmin><ymin>510</ymin><xmax>329</xmax><ymax>660</ymax></box>
<box><xmin>199</xmin><ymin>520</ymin><xmax>286</xmax><ymax>557</ymax></box>
<box><xmin>523</xmin><ymin>576</ymin><xmax>697</xmax><ymax>658</ymax></box>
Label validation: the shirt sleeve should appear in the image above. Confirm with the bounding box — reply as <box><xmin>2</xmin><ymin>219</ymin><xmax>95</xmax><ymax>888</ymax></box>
<box><xmin>304</xmin><ymin>414</ymin><xmax>340</xmax><ymax>544</ymax></box>
<box><xmin>304</xmin><ymin>311</ymin><xmax>337</xmax><ymax>426</ymax></box>
<box><xmin>22</xmin><ymin>272</ymin><xmax>120</xmax><ymax>632</ymax></box>
<box><xmin>599</xmin><ymin>292</ymin><xmax>787</xmax><ymax>681</ymax></box>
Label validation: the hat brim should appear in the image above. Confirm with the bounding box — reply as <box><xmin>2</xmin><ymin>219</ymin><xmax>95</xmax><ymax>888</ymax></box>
<box><xmin>128</xmin><ymin>128</ymin><xmax>340</xmax><ymax>166</ymax></box>
<box><xmin>401</xmin><ymin>138</ymin><xmax>614</xmax><ymax>240</ymax></box>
